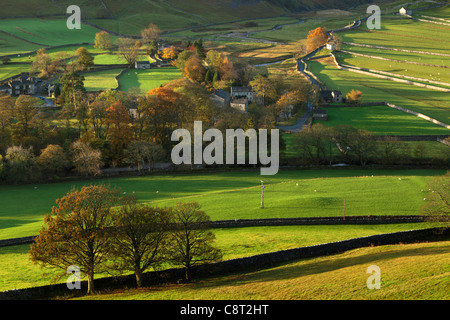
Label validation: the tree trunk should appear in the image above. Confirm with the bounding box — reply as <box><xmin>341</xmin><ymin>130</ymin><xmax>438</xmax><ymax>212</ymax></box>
<box><xmin>87</xmin><ymin>272</ymin><xmax>95</xmax><ymax>294</ymax></box>
<box><xmin>185</xmin><ymin>266</ymin><xmax>191</xmax><ymax>282</ymax></box>
<box><xmin>135</xmin><ymin>267</ymin><xmax>143</xmax><ymax>287</ymax></box>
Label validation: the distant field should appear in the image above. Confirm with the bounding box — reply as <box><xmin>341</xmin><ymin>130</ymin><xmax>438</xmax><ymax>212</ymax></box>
<box><xmin>0</xmin><ymin>168</ymin><xmax>445</xmax><ymax>240</ymax></box>
<box><xmin>334</xmin><ymin>51</ymin><xmax>450</xmax><ymax>86</ymax></box>
<box><xmin>340</xmin><ymin>19</ymin><xmax>450</xmax><ymax>55</ymax></box>
<box><xmin>320</xmin><ymin>106</ymin><xmax>450</xmax><ymax>135</ymax></box>
<box><xmin>74</xmin><ymin>241</ymin><xmax>450</xmax><ymax>300</ymax></box>
<box><xmin>0</xmin><ymin>19</ymin><xmax>98</xmax><ymax>47</ymax></box>
<box><xmin>307</xmin><ymin>59</ymin><xmax>450</xmax><ymax>124</ymax></box>
<box><xmin>118</xmin><ymin>67</ymin><xmax>182</xmax><ymax>94</ymax></box>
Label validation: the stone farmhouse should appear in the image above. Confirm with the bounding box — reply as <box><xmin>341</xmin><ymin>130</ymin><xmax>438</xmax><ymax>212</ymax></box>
<box><xmin>0</xmin><ymin>75</ymin><xmax>40</xmax><ymax>96</ymax></box>
<box><xmin>320</xmin><ymin>90</ymin><xmax>343</xmax><ymax>103</ymax></box>
<box><xmin>231</xmin><ymin>86</ymin><xmax>256</xmax><ymax>102</ymax></box>
<box><xmin>230</xmin><ymin>97</ymin><xmax>248</xmax><ymax>112</ymax></box>
<box><xmin>135</xmin><ymin>61</ymin><xmax>152</xmax><ymax>69</ymax></box>
<box><xmin>210</xmin><ymin>89</ymin><xmax>231</xmax><ymax>108</ymax></box>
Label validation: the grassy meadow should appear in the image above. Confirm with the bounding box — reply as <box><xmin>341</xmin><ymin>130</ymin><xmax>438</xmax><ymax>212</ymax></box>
<box><xmin>0</xmin><ymin>223</ymin><xmax>437</xmax><ymax>292</ymax></box>
<box><xmin>72</xmin><ymin>241</ymin><xmax>450</xmax><ymax>300</ymax></box>
<box><xmin>0</xmin><ymin>168</ymin><xmax>445</xmax><ymax>240</ymax></box>
<box><xmin>117</xmin><ymin>67</ymin><xmax>183</xmax><ymax>94</ymax></box>
<box><xmin>307</xmin><ymin>59</ymin><xmax>450</xmax><ymax>124</ymax></box>
<box><xmin>319</xmin><ymin>105</ymin><xmax>450</xmax><ymax>135</ymax></box>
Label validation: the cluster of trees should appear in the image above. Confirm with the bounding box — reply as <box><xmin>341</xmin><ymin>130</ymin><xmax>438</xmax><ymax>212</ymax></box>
<box><xmin>30</xmin><ymin>47</ymin><xmax>95</xmax><ymax>80</ymax></box>
<box><xmin>294</xmin><ymin>123</ymin><xmax>450</xmax><ymax>166</ymax></box>
<box><xmin>30</xmin><ymin>184</ymin><xmax>222</xmax><ymax>294</ymax></box>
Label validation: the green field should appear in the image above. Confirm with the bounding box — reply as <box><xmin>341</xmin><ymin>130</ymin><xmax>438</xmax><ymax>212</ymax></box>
<box><xmin>340</xmin><ymin>19</ymin><xmax>450</xmax><ymax>55</ymax></box>
<box><xmin>118</xmin><ymin>67</ymin><xmax>182</xmax><ymax>94</ymax></box>
<box><xmin>319</xmin><ymin>106</ymin><xmax>450</xmax><ymax>135</ymax></box>
<box><xmin>0</xmin><ymin>223</ymin><xmax>436</xmax><ymax>292</ymax></box>
<box><xmin>73</xmin><ymin>241</ymin><xmax>450</xmax><ymax>300</ymax></box>
<box><xmin>307</xmin><ymin>60</ymin><xmax>450</xmax><ymax>124</ymax></box>
<box><xmin>334</xmin><ymin>51</ymin><xmax>450</xmax><ymax>87</ymax></box>
<box><xmin>0</xmin><ymin>19</ymin><xmax>98</xmax><ymax>47</ymax></box>
<box><xmin>83</xmin><ymin>68</ymin><xmax>123</xmax><ymax>91</ymax></box>
<box><xmin>0</xmin><ymin>169</ymin><xmax>445</xmax><ymax>240</ymax></box>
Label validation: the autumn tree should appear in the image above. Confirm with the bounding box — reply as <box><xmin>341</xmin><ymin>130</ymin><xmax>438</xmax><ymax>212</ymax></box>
<box><xmin>124</xmin><ymin>140</ymin><xmax>165</xmax><ymax>174</ymax></box>
<box><xmin>146</xmin><ymin>86</ymin><xmax>183</xmax><ymax>148</ymax></box>
<box><xmin>276</xmin><ymin>89</ymin><xmax>307</xmax><ymax>120</ymax></box>
<box><xmin>94</xmin><ymin>30</ymin><xmax>112</xmax><ymax>51</ymax></box>
<box><xmin>38</xmin><ymin>144</ymin><xmax>70</xmax><ymax>178</ymax></box>
<box><xmin>110</xmin><ymin>198</ymin><xmax>172</xmax><ymax>287</ymax></box>
<box><xmin>74</xmin><ymin>47</ymin><xmax>95</xmax><ymax>71</ymax></box>
<box><xmin>31</xmin><ymin>48</ymin><xmax>53</xmax><ymax>78</ymax></box>
<box><xmin>12</xmin><ymin>95</ymin><xmax>42</xmax><ymax>142</ymax></box>
<box><xmin>140</xmin><ymin>23</ymin><xmax>161</xmax><ymax>44</ymax></box>
<box><xmin>0</xmin><ymin>93</ymin><xmax>14</xmax><ymax>152</ymax></box>
<box><xmin>167</xmin><ymin>202</ymin><xmax>222</xmax><ymax>282</ymax></box>
<box><xmin>175</xmin><ymin>50</ymin><xmax>194</xmax><ymax>72</ymax></box>
<box><xmin>306</xmin><ymin>27</ymin><xmax>328</xmax><ymax>52</ymax></box>
<box><xmin>346</xmin><ymin>89</ymin><xmax>363</xmax><ymax>105</ymax></box>
<box><xmin>250</xmin><ymin>74</ymin><xmax>278</xmax><ymax>105</ymax></box>
<box><xmin>29</xmin><ymin>185</ymin><xmax>121</xmax><ymax>294</ymax></box>
<box><xmin>106</xmin><ymin>101</ymin><xmax>132</xmax><ymax>166</ymax></box>
<box><xmin>71</xmin><ymin>140</ymin><xmax>103</xmax><ymax>176</ymax></box>
<box><xmin>184</xmin><ymin>54</ymin><xmax>207</xmax><ymax>83</ymax></box>
<box><xmin>161</xmin><ymin>45</ymin><xmax>179</xmax><ymax>61</ymax></box>
<box><xmin>3</xmin><ymin>145</ymin><xmax>36</xmax><ymax>183</ymax></box>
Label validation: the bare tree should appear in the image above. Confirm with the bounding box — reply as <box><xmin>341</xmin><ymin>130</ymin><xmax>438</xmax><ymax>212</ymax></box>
<box><xmin>421</xmin><ymin>172</ymin><xmax>450</xmax><ymax>229</ymax></box>
<box><xmin>116</xmin><ymin>38</ymin><xmax>141</xmax><ymax>68</ymax></box>
<box><xmin>167</xmin><ymin>202</ymin><xmax>222</xmax><ymax>281</ymax></box>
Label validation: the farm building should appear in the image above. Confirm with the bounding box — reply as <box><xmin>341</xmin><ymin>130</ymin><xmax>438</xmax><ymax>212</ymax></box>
<box><xmin>210</xmin><ymin>89</ymin><xmax>231</xmax><ymax>108</ymax></box>
<box><xmin>0</xmin><ymin>84</ymin><xmax>12</xmax><ymax>95</ymax></box>
<box><xmin>135</xmin><ymin>61</ymin><xmax>152</xmax><ymax>69</ymax></box>
<box><xmin>231</xmin><ymin>86</ymin><xmax>256</xmax><ymax>102</ymax></box>
<box><xmin>320</xmin><ymin>90</ymin><xmax>343</xmax><ymax>103</ymax></box>
<box><xmin>313</xmin><ymin>109</ymin><xmax>328</xmax><ymax>120</ymax></box>
<box><xmin>399</xmin><ymin>7</ymin><xmax>412</xmax><ymax>15</ymax></box>
<box><xmin>230</xmin><ymin>98</ymin><xmax>248</xmax><ymax>112</ymax></box>
<box><xmin>326</xmin><ymin>42</ymin><xmax>336</xmax><ymax>51</ymax></box>
<box><xmin>7</xmin><ymin>75</ymin><xmax>39</xmax><ymax>96</ymax></box>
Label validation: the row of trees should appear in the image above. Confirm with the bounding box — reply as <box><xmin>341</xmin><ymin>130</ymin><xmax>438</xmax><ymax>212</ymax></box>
<box><xmin>294</xmin><ymin>123</ymin><xmax>450</xmax><ymax>166</ymax></box>
<box><xmin>30</xmin><ymin>184</ymin><xmax>222</xmax><ymax>294</ymax></box>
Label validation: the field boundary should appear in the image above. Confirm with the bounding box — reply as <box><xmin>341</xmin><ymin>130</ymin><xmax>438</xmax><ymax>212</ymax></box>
<box><xmin>0</xmin><ymin>215</ymin><xmax>431</xmax><ymax>248</ymax></box>
<box><xmin>1</xmin><ymin>227</ymin><xmax>447</xmax><ymax>300</ymax></box>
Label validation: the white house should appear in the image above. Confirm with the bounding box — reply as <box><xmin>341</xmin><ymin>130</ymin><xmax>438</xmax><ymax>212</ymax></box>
<box><xmin>326</xmin><ymin>42</ymin><xmax>336</xmax><ymax>51</ymax></box>
<box><xmin>399</xmin><ymin>7</ymin><xmax>412</xmax><ymax>15</ymax></box>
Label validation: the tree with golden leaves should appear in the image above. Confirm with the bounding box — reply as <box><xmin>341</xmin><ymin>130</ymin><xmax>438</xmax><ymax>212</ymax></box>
<box><xmin>29</xmin><ymin>185</ymin><xmax>121</xmax><ymax>294</ymax></box>
<box><xmin>306</xmin><ymin>27</ymin><xmax>328</xmax><ymax>52</ymax></box>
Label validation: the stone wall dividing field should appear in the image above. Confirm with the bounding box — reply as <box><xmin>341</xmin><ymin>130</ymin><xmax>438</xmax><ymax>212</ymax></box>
<box><xmin>1</xmin><ymin>227</ymin><xmax>447</xmax><ymax>300</ymax></box>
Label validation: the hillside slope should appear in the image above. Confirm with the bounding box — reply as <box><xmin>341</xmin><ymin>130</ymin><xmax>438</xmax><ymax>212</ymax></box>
<box><xmin>0</xmin><ymin>0</ymin><xmax>378</xmax><ymax>34</ymax></box>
